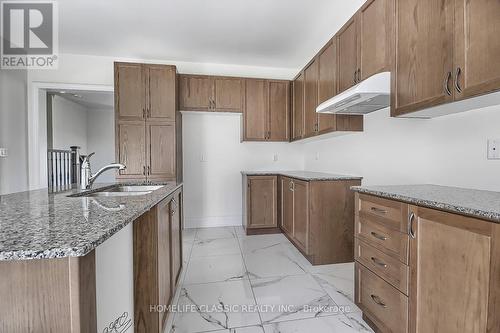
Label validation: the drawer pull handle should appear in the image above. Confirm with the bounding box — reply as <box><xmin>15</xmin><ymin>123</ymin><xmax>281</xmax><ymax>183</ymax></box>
<box><xmin>408</xmin><ymin>212</ymin><xmax>416</xmax><ymax>239</ymax></box>
<box><xmin>370</xmin><ymin>231</ymin><xmax>388</xmax><ymax>241</ymax></box>
<box><xmin>370</xmin><ymin>207</ymin><xmax>387</xmax><ymax>214</ymax></box>
<box><xmin>371</xmin><ymin>257</ymin><xmax>388</xmax><ymax>268</ymax></box>
<box><xmin>370</xmin><ymin>294</ymin><xmax>387</xmax><ymax>308</ymax></box>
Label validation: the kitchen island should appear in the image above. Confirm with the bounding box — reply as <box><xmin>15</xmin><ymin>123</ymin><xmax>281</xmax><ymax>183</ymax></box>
<box><xmin>0</xmin><ymin>182</ymin><xmax>183</xmax><ymax>333</ymax></box>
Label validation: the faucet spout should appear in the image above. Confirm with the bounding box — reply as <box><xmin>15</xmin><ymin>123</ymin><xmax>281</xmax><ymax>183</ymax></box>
<box><xmin>88</xmin><ymin>163</ymin><xmax>126</xmax><ymax>184</ymax></box>
<box><xmin>80</xmin><ymin>153</ymin><xmax>126</xmax><ymax>189</ymax></box>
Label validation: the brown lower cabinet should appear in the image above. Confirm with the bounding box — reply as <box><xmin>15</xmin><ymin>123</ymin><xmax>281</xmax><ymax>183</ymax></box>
<box><xmin>243</xmin><ymin>174</ymin><xmax>361</xmax><ymax>265</ymax></box>
<box><xmin>354</xmin><ymin>193</ymin><xmax>500</xmax><ymax>333</ymax></box>
<box><xmin>244</xmin><ymin>176</ymin><xmax>279</xmax><ymax>234</ymax></box>
<box><xmin>134</xmin><ymin>186</ymin><xmax>183</xmax><ymax>333</ymax></box>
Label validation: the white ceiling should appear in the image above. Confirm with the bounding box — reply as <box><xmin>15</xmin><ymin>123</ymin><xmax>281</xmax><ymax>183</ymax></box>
<box><xmin>59</xmin><ymin>0</ymin><xmax>364</xmax><ymax>69</ymax></box>
<box><xmin>49</xmin><ymin>90</ymin><xmax>114</xmax><ymax>110</ymax></box>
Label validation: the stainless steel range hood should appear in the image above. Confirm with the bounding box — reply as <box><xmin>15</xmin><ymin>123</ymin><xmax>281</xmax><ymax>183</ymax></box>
<box><xmin>316</xmin><ymin>72</ymin><xmax>390</xmax><ymax>115</ymax></box>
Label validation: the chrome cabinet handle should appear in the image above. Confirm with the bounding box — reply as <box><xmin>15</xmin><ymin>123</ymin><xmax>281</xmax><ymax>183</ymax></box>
<box><xmin>408</xmin><ymin>212</ymin><xmax>416</xmax><ymax>238</ymax></box>
<box><xmin>354</xmin><ymin>70</ymin><xmax>357</xmax><ymax>84</ymax></box>
<box><xmin>370</xmin><ymin>207</ymin><xmax>387</xmax><ymax>215</ymax></box>
<box><xmin>455</xmin><ymin>67</ymin><xmax>463</xmax><ymax>93</ymax></box>
<box><xmin>370</xmin><ymin>231</ymin><xmax>387</xmax><ymax>241</ymax></box>
<box><xmin>371</xmin><ymin>256</ymin><xmax>388</xmax><ymax>268</ymax></box>
<box><xmin>357</xmin><ymin>69</ymin><xmax>361</xmax><ymax>83</ymax></box>
<box><xmin>370</xmin><ymin>294</ymin><xmax>387</xmax><ymax>308</ymax></box>
<box><xmin>444</xmin><ymin>71</ymin><xmax>452</xmax><ymax>96</ymax></box>
<box><xmin>147</xmin><ymin>165</ymin><xmax>151</xmax><ymax>176</ymax></box>
<box><xmin>143</xmin><ymin>165</ymin><xmax>146</xmax><ymax>176</ymax></box>
<box><xmin>143</xmin><ymin>108</ymin><xmax>146</xmax><ymax>119</ymax></box>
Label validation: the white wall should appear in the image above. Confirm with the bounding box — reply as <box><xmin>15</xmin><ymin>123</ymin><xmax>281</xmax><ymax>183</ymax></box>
<box><xmin>87</xmin><ymin>107</ymin><xmax>115</xmax><ymax>182</ymax></box>
<box><xmin>51</xmin><ymin>95</ymin><xmax>116</xmax><ymax>182</ymax></box>
<box><xmin>302</xmin><ymin>105</ymin><xmax>500</xmax><ymax>192</ymax></box>
<box><xmin>182</xmin><ymin>112</ymin><xmax>303</xmax><ymax>228</ymax></box>
<box><xmin>0</xmin><ymin>69</ymin><xmax>29</xmax><ymax>195</ymax></box>
<box><xmin>52</xmin><ymin>95</ymin><xmax>89</xmax><ymax>153</ymax></box>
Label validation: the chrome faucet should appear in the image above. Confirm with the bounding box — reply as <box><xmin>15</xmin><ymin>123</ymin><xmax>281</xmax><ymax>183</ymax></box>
<box><xmin>80</xmin><ymin>152</ymin><xmax>126</xmax><ymax>190</ymax></box>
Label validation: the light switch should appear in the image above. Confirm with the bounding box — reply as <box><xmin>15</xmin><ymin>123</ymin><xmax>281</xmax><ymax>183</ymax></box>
<box><xmin>487</xmin><ymin>139</ymin><xmax>500</xmax><ymax>160</ymax></box>
<box><xmin>0</xmin><ymin>148</ymin><xmax>7</xmax><ymax>157</ymax></box>
<box><xmin>273</xmin><ymin>153</ymin><xmax>279</xmax><ymax>162</ymax></box>
<box><xmin>315</xmin><ymin>152</ymin><xmax>320</xmax><ymax>160</ymax></box>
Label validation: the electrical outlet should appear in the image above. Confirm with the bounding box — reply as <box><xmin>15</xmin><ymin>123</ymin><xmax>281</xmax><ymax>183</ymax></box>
<box><xmin>273</xmin><ymin>153</ymin><xmax>279</xmax><ymax>162</ymax></box>
<box><xmin>0</xmin><ymin>148</ymin><xmax>7</xmax><ymax>157</ymax></box>
<box><xmin>315</xmin><ymin>152</ymin><xmax>320</xmax><ymax>161</ymax></box>
<box><xmin>488</xmin><ymin>139</ymin><xmax>500</xmax><ymax>160</ymax></box>
<box><xmin>200</xmin><ymin>153</ymin><xmax>208</xmax><ymax>162</ymax></box>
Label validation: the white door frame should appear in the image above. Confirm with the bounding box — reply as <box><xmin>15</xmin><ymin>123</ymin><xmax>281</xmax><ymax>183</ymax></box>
<box><xmin>28</xmin><ymin>82</ymin><xmax>114</xmax><ymax>190</ymax></box>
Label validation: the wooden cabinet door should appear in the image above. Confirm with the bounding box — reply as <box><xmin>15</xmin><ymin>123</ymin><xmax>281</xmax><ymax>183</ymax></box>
<box><xmin>317</xmin><ymin>40</ymin><xmax>337</xmax><ymax>133</ymax></box>
<box><xmin>408</xmin><ymin>206</ymin><xmax>495</xmax><ymax>333</ymax></box>
<box><xmin>337</xmin><ymin>17</ymin><xmax>359</xmax><ymax>94</ymax></box>
<box><xmin>243</xmin><ymin>79</ymin><xmax>268</xmax><ymax>141</ymax></box>
<box><xmin>247</xmin><ymin>176</ymin><xmax>277</xmax><ymax>229</ymax></box>
<box><xmin>280</xmin><ymin>177</ymin><xmax>294</xmax><ymax>236</ymax></box>
<box><xmin>179</xmin><ymin>75</ymin><xmax>213</xmax><ymax>111</ymax></box>
<box><xmin>214</xmin><ymin>77</ymin><xmax>243</xmax><ymax>112</ymax></box>
<box><xmin>170</xmin><ymin>191</ymin><xmax>182</xmax><ymax>289</ymax></box>
<box><xmin>358</xmin><ymin>0</ymin><xmax>394</xmax><ymax>80</ymax></box>
<box><xmin>147</xmin><ymin>65</ymin><xmax>176</xmax><ymax>121</ymax></box>
<box><xmin>393</xmin><ymin>0</ymin><xmax>454</xmax><ymax>116</ymax></box>
<box><xmin>292</xmin><ymin>72</ymin><xmax>304</xmax><ymax>140</ymax></box>
<box><xmin>157</xmin><ymin>198</ymin><xmax>172</xmax><ymax>331</ymax></box>
<box><xmin>146</xmin><ymin>122</ymin><xmax>176</xmax><ymax>181</ymax></box>
<box><xmin>303</xmin><ymin>59</ymin><xmax>319</xmax><ymax>138</ymax></box>
<box><xmin>268</xmin><ymin>81</ymin><xmax>290</xmax><ymax>141</ymax></box>
<box><xmin>116</xmin><ymin>120</ymin><xmax>146</xmax><ymax>180</ymax></box>
<box><xmin>115</xmin><ymin>62</ymin><xmax>146</xmax><ymax>120</ymax></box>
<box><xmin>453</xmin><ymin>0</ymin><xmax>500</xmax><ymax>101</ymax></box>
<box><xmin>292</xmin><ymin>179</ymin><xmax>309</xmax><ymax>253</ymax></box>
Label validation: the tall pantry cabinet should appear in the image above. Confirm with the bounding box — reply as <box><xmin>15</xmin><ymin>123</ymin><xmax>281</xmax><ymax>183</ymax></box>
<box><xmin>114</xmin><ymin>62</ymin><xmax>182</xmax><ymax>182</ymax></box>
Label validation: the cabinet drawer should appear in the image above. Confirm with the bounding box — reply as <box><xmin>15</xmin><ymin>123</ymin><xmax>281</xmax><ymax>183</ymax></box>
<box><xmin>356</xmin><ymin>215</ymin><xmax>408</xmax><ymax>264</ymax></box>
<box><xmin>355</xmin><ymin>238</ymin><xmax>408</xmax><ymax>295</ymax></box>
<box><xmin>355</xmin><ymin>263</ymin><xmax>408</xmax><ymax>333</ymax></box>
<box><xmin>357</xmin><ymin>194</ymin><xmax>407</xmax><ymax>232</ymax></box>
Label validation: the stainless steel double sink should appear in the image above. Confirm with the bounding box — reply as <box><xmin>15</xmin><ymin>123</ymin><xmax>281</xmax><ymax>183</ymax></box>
<box><xmin>76</xmin><ymin>185</ymin><xmax>164</xmax><ymax>197</ymax></box>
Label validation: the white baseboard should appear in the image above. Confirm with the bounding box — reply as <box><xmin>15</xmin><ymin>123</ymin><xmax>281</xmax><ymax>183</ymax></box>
<box><xmin>184</xmin><ymin>215</ymin><xmax>242</xmax><ymax>229</ymax></box>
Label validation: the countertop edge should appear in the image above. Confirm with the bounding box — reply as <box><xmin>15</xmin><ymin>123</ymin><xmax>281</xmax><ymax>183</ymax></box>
<box><xmin>241</xmin><ymin>171</ymin><xmax>363</xmax><ymax>181</ymax></box>
<box><xmin>351</xmin><ymin>186</ymin><xmax>500</xmax><ymax>224</ymax></box>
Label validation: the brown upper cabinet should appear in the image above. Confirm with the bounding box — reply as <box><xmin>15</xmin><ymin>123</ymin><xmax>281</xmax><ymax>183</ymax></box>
<box><xmin>115</xmin><ymin>62</ymin><xmax>176</xmax><ymax>121</ymax></box>
<box><xmin>243</xmin><ymin>78</ymin><xmax>290</xmax><ymax>142</ymax></box>
<box><xmin>292</xmin><ymin>72</ymin><xmax>304</xmax><ymax>140</ymax></box>
<box><xmin>317</xmin><ymin>40</ymin><xmax>339</xmax><ymax>133</ymax></box>
<box><xmin>337</xmin><ymin>16</ymin><xmax>360</xmax><ymax>94</ymax></box>
<box><xmin>337</xmin><ymin>0</ymin><xmax>394</xmax><ymax>94</ymax></box>
<box><xmin>303</xmin><ymin>59</ymin><xmax>319</xmax><ymax>138</ymax></box>
<box><xmin>394</xmin><ymin>0</ymin><xmax>500</xmax><ymax>117</ymax></box>
<box><xmin>115</xmin><ymin>62</ymin><xmax>180</xmax><ymax>182</ymax></box>
<box><xmin>179</xmin><ymin>74</ymin><xmax>243</xmax><ymax>112</ymax></box>
<box><xmin>393</xmin><ymin>0</ymin><xmax>454</xmax><ymax>116</ymax></box>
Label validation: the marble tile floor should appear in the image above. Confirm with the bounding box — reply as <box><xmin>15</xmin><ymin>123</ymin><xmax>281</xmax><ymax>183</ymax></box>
<box><xmin>169</xmin><ymin>226</ymin><xmax>374</xmax><ymax>333</ymax></box>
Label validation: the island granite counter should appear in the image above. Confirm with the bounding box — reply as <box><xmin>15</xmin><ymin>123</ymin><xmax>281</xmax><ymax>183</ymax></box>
<box><xmin>0</xmin><ymin>181</ymin><xmax>182</xmax><ymax>260</ymax></box>
<box><xmin>0</xmin><ymin>182</ymin><xmax>183</xmax><ymax>333</ymax></box>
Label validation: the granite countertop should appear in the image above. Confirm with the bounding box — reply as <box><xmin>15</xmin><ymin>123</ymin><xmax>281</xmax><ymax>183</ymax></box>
<box><xmin>241</xmin><ymin>170</ymin><xmax>362</xmax><ymax>181</ymax></box>
<box><xmin>0</xmin><ymin>182</ymin><xmax>182</xmax><ymax>261</ymax></box>
<box><xmin>351</xmin><ymin>184</ymin><xmax>500</xmax><ymax>224</ymax></box>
